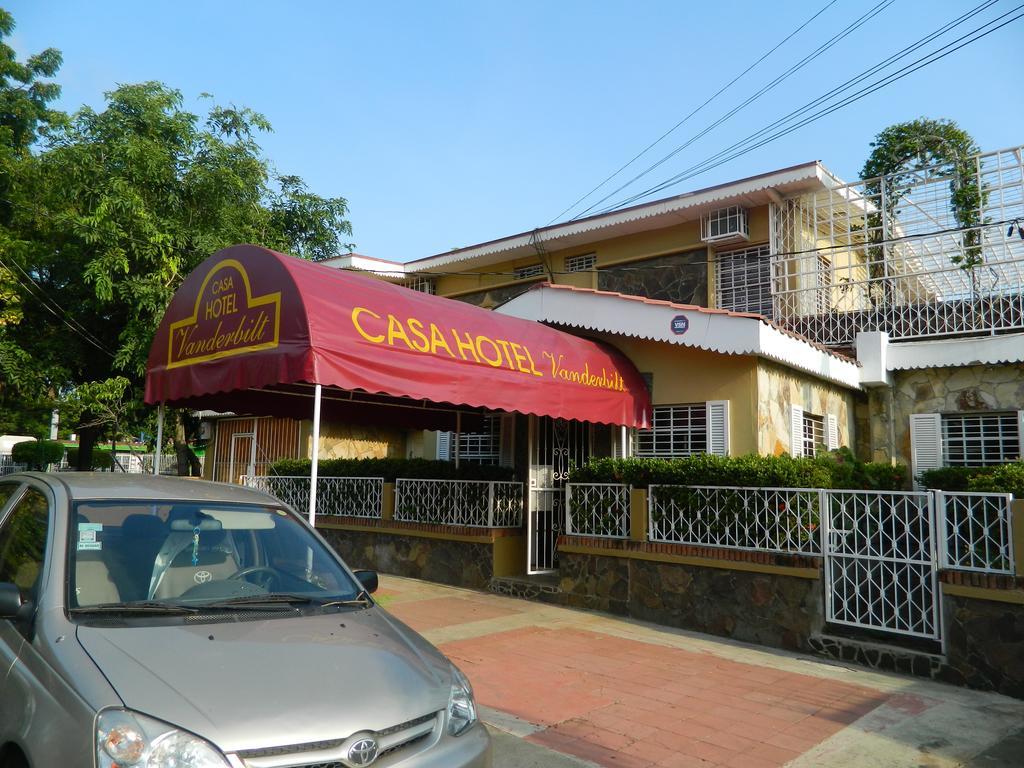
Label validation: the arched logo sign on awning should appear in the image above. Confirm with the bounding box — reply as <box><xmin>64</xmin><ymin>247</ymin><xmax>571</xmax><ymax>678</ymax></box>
<box><xmin>145</xmin><ymin>245</ymin><xmax>651</xmax><ymax>427</ymax></box>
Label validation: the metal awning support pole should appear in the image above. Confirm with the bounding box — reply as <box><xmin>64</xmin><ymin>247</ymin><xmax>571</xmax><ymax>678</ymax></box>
<box><xmin>308</xmin><ymin>384</ymin><xmax>322</xmax><ymax>527</ymax></box>
<box><xmin>454</xmin><ymin>412</ymin><xmax>461</xmax><ymax>469</ymax></box>
<box><xmin>153</xmin><ymin>405</ymin><xmax>165</xmax><ymax>476</ymax></box>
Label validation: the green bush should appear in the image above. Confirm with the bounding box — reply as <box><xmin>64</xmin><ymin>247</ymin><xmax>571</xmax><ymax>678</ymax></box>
<box><xmin>63</xmin><ymin>447</ymin><xmax>115</xmax><ymax>470</ymax></box>
<box><xmin>11</xmin><ymin>439</ymin><xmax>65</xmax><ymax>469</ymax></box>
<box><xmin>917</xmin><ymin>466</ymin><xmax>976</xmax><ymax>491</ymax></box>
<box><xmin>569</xmin><ymin>449</ymin><xmax>907</xmax><ymax>491</ymax></box>
<box><xmin>268</xmin><ymin>457</ymin><xmax>515</xmax><ymax>482</ymax></box>
<box><xmin>965</xmin><ymin>463</ymin><xmax>1024</xmax><ymax>497</ymax></box>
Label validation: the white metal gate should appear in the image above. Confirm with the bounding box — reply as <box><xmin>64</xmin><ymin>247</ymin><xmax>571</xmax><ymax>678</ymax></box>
<box><xmin>823</xmin><ymin>490</ymin><xmax>941</xmax><ymax>642</ymax></box>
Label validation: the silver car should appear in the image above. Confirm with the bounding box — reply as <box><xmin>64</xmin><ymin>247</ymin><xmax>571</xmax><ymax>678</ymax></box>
<box><xmin>0</xmin><ymin>473</ymin><xmax>490</xmax><ymax>768</ymax></box>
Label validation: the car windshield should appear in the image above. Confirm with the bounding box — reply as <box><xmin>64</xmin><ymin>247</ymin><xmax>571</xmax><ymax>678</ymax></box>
<box><xmin>68</xmin><ymin>500</ymin><xmax>363</xmax><ymax>610</ymax></box>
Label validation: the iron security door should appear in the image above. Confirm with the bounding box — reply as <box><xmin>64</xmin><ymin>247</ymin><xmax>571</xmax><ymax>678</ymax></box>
<box><xmin>824</xmin><ymin>490</ymin><xmax>941</xmax><ymax>641</ymax></box>
<box><xmin>528</xmin><ymin>417</ymin><xmax>590</xmax><ymax>573</ymax></box>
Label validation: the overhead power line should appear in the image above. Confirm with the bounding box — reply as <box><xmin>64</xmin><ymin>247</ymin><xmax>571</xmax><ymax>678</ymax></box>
<box><xmin>549</xmin><ymin>0</ymin><xmax>841</xmax><ymax>225</ymax></box>
<box><xmin>0</xmin><ymin>252</ymin><xmax>115</xmax><ymax>357</ymax></box>
<box><xmin>590</xmin><ymin>1</ymin><xmax>1020</xmax><ymax>215</ymax></box>
<box><xmin>567</xmin><ymin>0</ymin><xmax>898</xmax><ymax>221</ymax></box>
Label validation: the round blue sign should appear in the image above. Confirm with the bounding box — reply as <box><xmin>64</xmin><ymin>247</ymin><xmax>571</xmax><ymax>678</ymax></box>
<box><xmin>670</xmin><ymin>315</ymin><xmax>689</xmax><ymax>335</ymax></box>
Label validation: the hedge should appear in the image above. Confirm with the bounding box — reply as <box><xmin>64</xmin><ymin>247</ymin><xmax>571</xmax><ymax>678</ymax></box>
<box><xmin>268</xmin><ymin>457</ymin><xmax>515</xmax><ymax>482</ymax></box>
<box><xmin>568</xmin><ymin>449</ymin><xmax>907</xmax><ymax>491</ymax></box>
<box><xmin>10</xmin><ymin>439</ymin><xmax>65</xmax><ymax>469</ymax></box>
<box><xmin>920</xmin><ymin>462</ymin><xmax>1024</xmax><ymax>497</ymax></box>
<box><xmin>63</xmin><ymin>447</ymin><xmax>115</xmax><ymax>470</ymax></box>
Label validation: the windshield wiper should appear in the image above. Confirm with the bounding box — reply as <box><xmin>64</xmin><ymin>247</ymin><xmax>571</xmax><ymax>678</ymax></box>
<box><xmin>198</xmin><ymin>593</ymin><xmax>317</xmax><ymax>610</ymax></box>
<box><xmin>70</xmin><ymin>601</ymin><xmax>199</xmax><ymax>615</ymax></box>
<box><xmin>320</xmin><ymin>590</ymin><xmax>373</xmax><ymax>609</ymax></box>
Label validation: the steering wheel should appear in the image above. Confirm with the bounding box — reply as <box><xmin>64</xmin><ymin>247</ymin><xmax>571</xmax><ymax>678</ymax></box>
<box><xmin>229</xmin><ymin>565</ymin><xmax>280</xmax><ymax>591</ymax></box>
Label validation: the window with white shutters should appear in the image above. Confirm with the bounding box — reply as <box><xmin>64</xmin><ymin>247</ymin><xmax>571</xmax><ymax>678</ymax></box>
<box><xmin>715</xmin><ymin>244</ymin><xmax>772</xmax><ymax>317</ymax></box>
<box><xmin>941</xmin><ymin>412</ymin><xmax>1022</xmax><ymax>466</ymax></box>
<box><xmin>826</xmin><ymin>414</ymin><xmax>839</xmax><ymax>451</ymax></box>
<box><xmin>634</xmin><ymin>405</ymin><xmax>724</xmax><ymax>460</ymax></box>
<box><xmin>439</xmin><ymin>415</ymin><xmax>502</xmax><ymax>465</ymax></box>
<box><xmin>791</xmin><ymin>406</ymin><xmax>827</xmax><ymax>457</ymax></box>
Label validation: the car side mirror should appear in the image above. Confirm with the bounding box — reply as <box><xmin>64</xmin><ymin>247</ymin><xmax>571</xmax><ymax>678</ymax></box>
<box><xmin>353</xmin><ymin>570</ymin><xmax>378</xmax><ymax>594</ymax></box>
<box><xmin>0</xmin><ymin>583</ymin><xmax>22</xmax><ymax>619</ymax></box>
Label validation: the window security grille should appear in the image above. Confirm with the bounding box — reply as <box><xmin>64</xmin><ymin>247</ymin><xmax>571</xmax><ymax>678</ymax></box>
<box><xmin>406</xmin><ymin>277</ymin><xmax>436</xmax><ymax>294</ymax></box>
<box><xmin>439</xmin><ymin>415</ymin><xmax>502</xmax><ymax>465</ymax></box>
<box><xmin>514</xmin><ymin>264</ymin><xmax>546</xmax><ymax>280</ymax></box>
<box><xmin>701</xmin><ymin>205</ymin><xmax>749</xmax><ymax>244</ymax></box>
<box><xmin>566</xmin><ymin>253</ymin><xmax>596</xmax><ymax>272</ymax></box>
<box><xmin>942</xmin><ymin>412</ymin><xmax>1022</xmax><ymax>466</ymax></box>
<box><xmin>635</xmin><ymin>404</ymin><xmax>708</xmax><ymax>458</ymax></box>
<box><xmin>802</xmin><ymin>412</ymin><xmax>825</xmax><ymax>457</ymax></box>
<box><xmin>715</xmin><ymin>244</ymin><xmax>772</xmax><ymax>316</ymax></box>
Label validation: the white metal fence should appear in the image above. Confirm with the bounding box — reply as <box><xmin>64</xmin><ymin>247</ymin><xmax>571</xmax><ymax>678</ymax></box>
<box><xmin>565</xmin><ymin>482</ymin><xmax>1015</xmax><ymax>576</ymax></box>
<box><xmin>566</xmin><ymin>483</ymin><xmax>631</xmax><ymax>538</ymax></box>
<box><xmin>242</xmin><ymin>475</ymin><xmax>384</xmax><ymax>518</ymax></box>
<box><xmin>0</xmin><ymin>455</ymin><xmax>26</xmax><ymax>476</ymax></box>
<box><xmin>649</xmin><ymin>485</ymin><xmax>823</xmax><ymax>555</ymax></box>
<box><xmin>394</xmin><ymin>479</ymin><xmax>523</xmax><ymax>527</ymax></box>
<box><xmin>936</xmin><ymin>490</ymin><xmax>1015</xmax><ymax>574</ymax></box>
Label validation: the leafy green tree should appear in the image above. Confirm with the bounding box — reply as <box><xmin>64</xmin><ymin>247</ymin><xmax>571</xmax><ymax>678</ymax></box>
<box><xmin>1</xmin><ymin>36</ymin><xmax>354</xmax><ymax>468</ymax></box>
<box><xmin>861</xmin><ymin>118</ymin><xmax>983</xmax><ymax>279</ymax></box>
<box><xmin>0</xmin><ymin>9</ymin><xmax>64</xmax><ymax>435</ymax></box>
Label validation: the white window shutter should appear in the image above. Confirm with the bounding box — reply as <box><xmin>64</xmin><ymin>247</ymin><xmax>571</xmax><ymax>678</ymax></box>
<box><xmin>790</xmin><ymin>405</ymin><xmax>805</xmax><ymax>457</ymax></box>
<box><xmin>498</xmin><ymin>415</ymin><xmax>516</xmax><ymax>467</ymax></box>
<box><xmin>910</xmin><ymin>413</ymin><xmax>943</xmax><ymax>482</ymax></box>
<box><xmin>436</xmin><ymin>431</ymin><xmax>451</xmax><ymax>461</ymax></box>
<box><xmin>707</xmin><ymin>400</ymin><xmax>730</xmax><ymax>456</ymax></box>
<box><xmin>826</xmin><ymin>414</ymin><xmax>839</xmax><ymax>451</ymax></box>
<box><xmin>613</xmin><ymin>426</ymin><xmax>634</xmax><ymax>459</ymax></box>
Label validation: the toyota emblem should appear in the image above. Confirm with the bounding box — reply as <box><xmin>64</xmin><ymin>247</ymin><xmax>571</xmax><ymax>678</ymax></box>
<box><xmin>347</xmin><ymin>737</ymin><xmax>379</xmax><ymax>766</ymax></box>
<box><xmin>193</xmin><ymin>570</ymin><xmax>213</xmax><ymax>584</ymax></box>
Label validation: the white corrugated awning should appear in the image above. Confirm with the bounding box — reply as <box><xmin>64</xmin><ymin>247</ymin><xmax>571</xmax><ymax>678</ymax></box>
<box><xmin>497</xmin><ymin>284</ymin><xmax>861</xmax><ymax>390</ymax></box>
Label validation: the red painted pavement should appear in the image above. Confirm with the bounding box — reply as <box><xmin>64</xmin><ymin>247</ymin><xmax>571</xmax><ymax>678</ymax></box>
<box><xmin>439</xmin><ymin>627</ymin><xmax>890</xmax><ymax>768</ymax></box>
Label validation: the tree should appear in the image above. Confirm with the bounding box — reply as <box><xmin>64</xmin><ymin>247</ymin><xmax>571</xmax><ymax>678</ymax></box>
<box><xmin>0</xmin><ymin>9</ymin><xmax>64</xmax><ymax>436</ymax></box>
<box><xmin>1</xmin><ymin>47</ymin><xmax>354</xmax><ymax>468</ymax></box>
<box><xmin>861</xmin><ymin>118</ymin><xmax>984</xmax><ymax>274</ymax></box>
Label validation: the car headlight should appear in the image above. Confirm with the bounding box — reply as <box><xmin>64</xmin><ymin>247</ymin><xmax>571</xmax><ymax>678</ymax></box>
<box><xmin>446</xmin><ymin>663</ymin><xmax>478</xmax><ymax>736</ymax></box>
<box><xmin>96</xmin><ymin>709</ymin><xmax>230</xmax><ymax>768</ymax></box>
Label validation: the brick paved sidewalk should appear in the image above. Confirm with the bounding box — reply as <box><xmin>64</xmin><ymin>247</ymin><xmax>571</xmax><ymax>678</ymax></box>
<box><xmin>376</xmin><ymin>576</ymin><xmax>1024</xmax><ymax>768</ymax></box>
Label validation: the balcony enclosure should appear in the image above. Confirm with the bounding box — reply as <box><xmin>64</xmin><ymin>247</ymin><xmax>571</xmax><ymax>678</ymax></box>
<box><xmin>766</xmin><ymin>145</ymin><xmax>1024</xmax><ymax>348</ymax></box>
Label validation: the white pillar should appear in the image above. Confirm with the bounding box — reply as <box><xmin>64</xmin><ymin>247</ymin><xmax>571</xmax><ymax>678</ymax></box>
<box><xmin>49</xmin><ymin>409</ymin><xmax>59</xmax><ymax>440</ymax></box>
<box><xmin>308</xmin><ymin>384</ymin><xmax>322</xmax><ymax>527</ymax></box>
<box><xmin>454</xmin><ymin>412</ymin><xmax>461</xmax><ymax>469</ymax></box>
<box><xmin>153</xmin><ymin>405</ymin><xmax>165</xmax><ymax>476</ymax></box>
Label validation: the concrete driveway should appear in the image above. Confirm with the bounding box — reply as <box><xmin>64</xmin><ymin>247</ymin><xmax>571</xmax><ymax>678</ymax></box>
<box><xmin>376</xmin><ymin>575</ymin><xmax>1024</xmax><ymax>768</ymax></box>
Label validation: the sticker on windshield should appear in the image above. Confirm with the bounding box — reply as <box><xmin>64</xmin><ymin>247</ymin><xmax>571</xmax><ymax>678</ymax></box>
<box><xmin>78</xmin><ymin>522</ymin><xmax>103</xmax><ymax>550</ymax></box>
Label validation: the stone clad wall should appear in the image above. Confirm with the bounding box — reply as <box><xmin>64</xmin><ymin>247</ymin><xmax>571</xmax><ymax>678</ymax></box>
<box><xmin>757</xmin><ymin>361</ymin><xmax>857</xmax><ymax>456</ymax></box>
<box><xmin>319</xmin><ymin>526</ymin><xmax>494</xmax><ymax>590</ymax></box>
<box><xmin>942</xmin><ymin>592</ymin><xmax>1024</xmax><ymax>699</ymax></box>
<box><xmin>886</xmin><ymin>364</ymin><xmax>1024</xmax><ymax>468</ymax></box>
<box><xmin>557</xmin><ymin>550</ymin><xmax>824</xmax><ymax>652</ymax></box>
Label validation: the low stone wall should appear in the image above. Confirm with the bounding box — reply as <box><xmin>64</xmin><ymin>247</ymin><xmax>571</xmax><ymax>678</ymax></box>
<box><xmin>942</xmin><ymin>589</ymin><xmax>1024</xmax><ymax>700</ymax></box>
<box><xmin>556</xmin><ymin>537</ymin><xmax>824</xmax><ymax>652</ymax></box>
<box><xmin>318</xmin><ymin>520</ymin><xmax>501</xmax><ymax>590</ymax></box>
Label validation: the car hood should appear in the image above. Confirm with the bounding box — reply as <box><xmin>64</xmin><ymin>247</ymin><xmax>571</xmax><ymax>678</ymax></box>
<box><xmin>76</xmin><ymin>606</ymin><xmax>451</xmax><ymax>753</ymax></box>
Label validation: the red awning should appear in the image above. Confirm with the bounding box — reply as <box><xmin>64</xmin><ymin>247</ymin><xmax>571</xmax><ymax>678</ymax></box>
<box><xmin>144</xmin><ymin>245</ymin><xmax>650</xmax><ymax>427</ymax></box>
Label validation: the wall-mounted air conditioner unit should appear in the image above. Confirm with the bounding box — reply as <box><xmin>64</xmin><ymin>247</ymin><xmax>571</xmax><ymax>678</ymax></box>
<box><xmin>701</xmin><ymin>205</ymin><xmax>750</xmax><ymax>245</ymax></box>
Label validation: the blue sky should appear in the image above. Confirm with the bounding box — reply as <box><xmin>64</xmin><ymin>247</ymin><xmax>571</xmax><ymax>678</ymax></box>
<box><xmin>9</xmin><ymin>1</ymin><xmax>1024</xmax><ymax>262</ymax></box>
